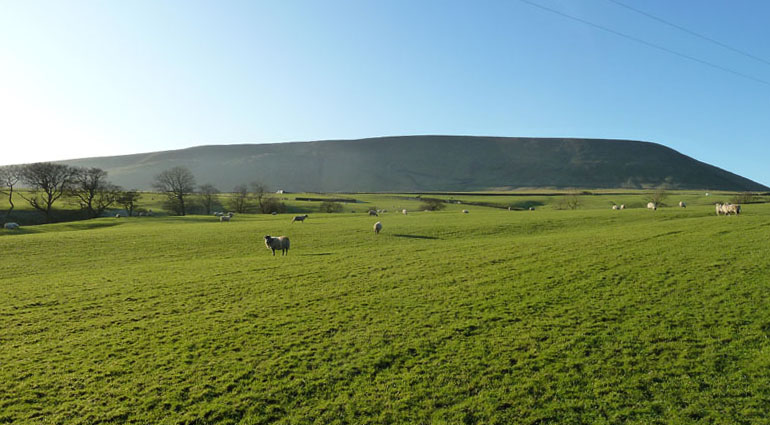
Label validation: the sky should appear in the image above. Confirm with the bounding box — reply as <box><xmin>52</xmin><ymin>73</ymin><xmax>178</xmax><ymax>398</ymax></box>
<box><xmin>1</xmin><ymin>0</ymin><xmax>768</xmax><ymax>185</ymax></box>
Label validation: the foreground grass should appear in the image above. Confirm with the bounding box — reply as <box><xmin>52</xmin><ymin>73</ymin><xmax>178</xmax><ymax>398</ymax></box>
<box><xmin>2</xmin><ymin>204</ymin><xmax>770</xmax><ymax>424</ymax></box>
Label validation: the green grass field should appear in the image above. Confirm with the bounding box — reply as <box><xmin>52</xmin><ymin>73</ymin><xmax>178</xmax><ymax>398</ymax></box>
<box><xmin>2</xmin><ymin>195</ymin><xmax>770</xmax><ymax>424</ymax></box>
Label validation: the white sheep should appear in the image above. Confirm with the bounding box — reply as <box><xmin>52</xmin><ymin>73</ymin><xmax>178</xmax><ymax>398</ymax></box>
<box><xmin>679</xmin><ymin>201</ymin><xmax>686</xmax><ymax>208</ymax></box>
<box><xmin>717</xmin><ymin>203</ymin><xmax>740</xmax><ymax>215</ymax></box>
<box><xmin>264</xmin><ymin>235</ymin><xmax>290</xmax><ymax>256</ymax></box>
<box><xmin>220</xmin><ymin>215</ymin><xmax>231</xmax><ymax>222</ymax></box>
<box><xmin>612</xmin><ymin>205</ymin><xmax>618</xmax><ymax>210</ymax></box>
<box><xmin>373</xmin><ymin>221</ymin><xmax>382</xmax><ymax>234</ymax></box>
<box><xmin>529</xmin><ymin>207</ymin><xmax>535</xmax><ymax>211</ymax></box>
<box><xmin>402</xmin><ymin>209</ymin><xmax>408</xmax><ymax>215</ymax></box>
<box><xmin>271</xmin><ymin>211</ymin><xmax>278</xmax><ymax>215</ymax></box>
<box><xmin>115</xmin><ymin>214</ymin><xmax>121</xmax><ymax>218</ymax></box>
<box><xmin>4</xmin><ymin>222</ymin><xmax>19</xmax><ymax>230</ymax></box>
<box><xmin>647</xmin><ymin>202</ymin><xmax>657</xmax><ymax>211</ymax></box>
<box><xmin>292</xmin><ymin>214</ymin><xmax>308</xmax><ymax>223</ymax></box>
<box><xmin>620</xmin><ymin>204</ymin><xmax>625</xmax><ymax>210</ymax></box>
<box><xmin>462</xmin><ymin>209</ymin><xmax>469</xmax><ymax>214</ymax></box>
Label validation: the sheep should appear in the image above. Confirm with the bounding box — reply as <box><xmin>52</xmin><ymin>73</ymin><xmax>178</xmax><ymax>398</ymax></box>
<box><xmin>4</xmin><ymin>222</ymin><xmax>19</xmax><ymax>230</ymax></box>
<box><xmin>271</xmin><ymin>211</ymin><xmax>277</xmax><ymax>215</ymax></box>
<box><xmin>462</xmin><ymin>209</ymin><xmax>469</xmax><ymax>214</ymax></box>
<box><xmin>529</xmin><ymin>207</ymin><xmax>535</xmax><ymax>211</ymax></box>
<box><xmin>373</xmin><ymin>221</ymin><xmax>382</xmax><ymax>234</ymax></box>
<box><xmin>612</xmin><ymin>205</ymin><xmax>618</xmax><ymax>210</ymax></box>
<box><xmin>220</xmin><ymin>215</ymin><xmax>231</xmax><ymax>222</ymax></box>
<box><xmin>115</xmin><ymin>214</ymin><xmax>121</xmax><ymax>218</ymax></box>
<box><xmin>264</xmin><ymin>235</ymin><xmax>290</xmax><ymax>256</ymax></box>
<box><xmin>620</xmin><ymin>204</ymin><xmax>625</xmax><ymax>210</ymax></box>
<box><xmin>647</xmin><ymin>202</ymin><xmax>657</xmax><ymax>211</ymax></box>
<box><xmin>679</xmin><ymin>201</ymin><xmax>686</xmax><ymax>208</ymax></box>
<box><xmin>368</xmin><ymin>210</ymin><xmax>378</xmax><ymax>216</ymax></box>
<box><xmin>402</xmin><ymin>209</ymin><xmax>408</xmax><ymax>215</ymax></box>
<box><xmin>717</xmin><ymin>203</ymin><xmax>740</xmax><ymax>215</ymax></box>
<box><xmin>291</xmin><ymin>214</ymin><xmax>308</xmax><ymax>223</ymax></box>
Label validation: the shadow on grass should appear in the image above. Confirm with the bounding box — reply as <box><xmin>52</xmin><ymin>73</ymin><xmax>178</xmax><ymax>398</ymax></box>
<box><xmin>393</xmin><ymin>234</ymin><xmax>440</xmax><ymax>240</ymax></box>
<box><xmin>301</xmin><ymin>252</ymin><xmax>334</xmax><ymax>256</ymax></box>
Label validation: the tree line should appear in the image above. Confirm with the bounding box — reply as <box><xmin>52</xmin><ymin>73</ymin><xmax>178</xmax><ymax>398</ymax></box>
<box><xmin>0</xmin><ymin>163</ymin><xmax>282</xmax><ymax>224</ymax></box>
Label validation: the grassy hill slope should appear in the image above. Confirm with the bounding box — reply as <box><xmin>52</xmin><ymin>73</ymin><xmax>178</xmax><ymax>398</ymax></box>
<box><xmin>3</xmin><ymin>202</ymin><xmax>770</xmax><ymax>423</ymax></box>
<box><xmin>57</xmin><ymin>136</ymin><xmax>768</xmax><ymax>192</ymax></box>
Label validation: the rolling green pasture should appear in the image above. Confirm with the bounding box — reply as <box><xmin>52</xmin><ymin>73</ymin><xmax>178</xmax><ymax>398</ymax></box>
<box><xmin>2</xmin><ymin>200</ymin><xmax>770</xmax><ymax>424</ymax></box>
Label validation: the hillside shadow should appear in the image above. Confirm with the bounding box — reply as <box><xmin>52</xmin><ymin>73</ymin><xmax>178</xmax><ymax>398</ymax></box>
<box><xmin>300</xmin><ymin>252</ymin><xmax>333</xmax><ymax>256</ymax></box>
<box><xmin>393</xmin><ymin>234</ymin><xmax>440</xmax><ymax>240</ymax></box>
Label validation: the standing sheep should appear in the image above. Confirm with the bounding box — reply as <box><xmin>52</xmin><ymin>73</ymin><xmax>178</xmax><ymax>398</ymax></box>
<box><xmin>462</xmin><ymin>209</ymin><xmax>469</xmax><ymax>214</ymax></box>
<box><xmin>373</xmin><ymin>221</ymin><xmax>382</xmax><ymax>234</ymax></box>
<box><xmin>368</xmin><ymin>210</ymin><xmax>378</xmax><ymax>216</ymax></box>
<box><xmin>620</xmin><ymin>204</ymin><xmax>625</xmax><ymax>210</ymax></box>
<box><xmin>612</xmin><ymin>205</ymin><xmax>618</xmax><ymax>210</ymax></box>
<box><xmin>220</xmin><ymin>215</ymin><xmax>231</xmax><ymax>222</ymax></box>
<box><xmin>679</xmin><ymin>201</ymin><xmax>686</xmax><ymax>208</ymax></box>
<box><xmin>402</xmin><ymin>209</ymin><xmax>408</xmax><ymax>215</ymax></box>
<box><xmin>3</xmin><ymin>222</ymin><xmax>20</xmax><ymax>230</ymax></box>
<box><xmin>291</xmin><ymin>214</ymin><xmax>309</xmax><ymax>223</ymax></box>
<box><xmin>264</xmin><ymin>235</ymin><xmax>290</xmax><ymax>256</ymax></box>
<box><xmin>647</xmin><ymin>202</ymin><xmax>657</xmax><ymax>211</ymax></box>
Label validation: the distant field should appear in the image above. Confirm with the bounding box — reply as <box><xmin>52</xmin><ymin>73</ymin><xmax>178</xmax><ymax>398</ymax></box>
<box><xmin>2</xmin><ymin>196</ymin><xmax>770</xmax><ymax>423</ymax></box>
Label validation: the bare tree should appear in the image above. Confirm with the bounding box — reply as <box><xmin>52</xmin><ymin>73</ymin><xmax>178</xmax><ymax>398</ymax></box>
<box><xmin>117</xmin><ymin>190</ymin><xmax>141</xmax><ymax>217</ymax></box>
<box><xmin>251</xmin><ymin>181</ymin><xmax>271</xmax><ymax>213</ymax></box>
<box><xmin>153</xmin><ymin>166</ymin><xmax>196</xmax><ymax>215</ymax></box>
<box><xmin>18</xmin><ymin>162</ymin><xmax>77</xmax><ymax>223</ymax></box>
<box><xmin>0</xmin><ymin>165</ymin><xmax>22</xmax><ymax>223</ymax></box>
<box><xmin>228</xmin><ymin>184</ymin><xmax>251</xmax><ymax>213</ymax></box>
<box><xmin>648</xmin><ymin>189</ymin><xmax>668</xmax><ymax>206</ymax></box>
<box><xmin>198</xmin><ymin>183</ymin><xmax>220</xmax><ymax>215</ymax></box>
<box><xmin>70</xmin><ymin>167</ymin><xmax>121</xmax><ymax>218</ymax></box>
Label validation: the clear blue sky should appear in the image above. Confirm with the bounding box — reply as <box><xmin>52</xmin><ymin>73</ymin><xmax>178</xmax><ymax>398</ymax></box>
<box><xmin>1</xmin><ymin>0</ymin><xmax>768</xmax><ymax>185</ymax></box>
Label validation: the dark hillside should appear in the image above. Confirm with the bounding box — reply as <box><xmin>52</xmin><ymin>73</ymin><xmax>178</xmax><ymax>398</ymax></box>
<box><xmin>56</xmin><ymin>136</ymin><xmax>767</xmax><ymax>192</ymax></box>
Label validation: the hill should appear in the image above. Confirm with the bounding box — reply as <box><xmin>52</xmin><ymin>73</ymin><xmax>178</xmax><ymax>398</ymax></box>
<box><xmin>57</xmin><ymin>136</ymin><xmax>767</xmax><ymax>192</ymax></box>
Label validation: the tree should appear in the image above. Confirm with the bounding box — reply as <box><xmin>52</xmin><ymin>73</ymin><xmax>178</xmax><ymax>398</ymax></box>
<box><xmin>319</xmin><ymin>201</ymin><xmax>343</xmax><ymax>213</ymax></box>
<box><xmin>250</xmin><ymin>181</ymin><xmax>271</xmax><ymax>213</ymax></box>
<box><xmin>198</xmin><ymin>184</ymin><xmax>220</xmax><ymax>215</ymax></box>
<box><xmin>117</xmin><ymin>190</ymin><xmax>141</xmax><ymax>217</ymax></box>
<box><xmin>153</xmin><ymin>166</ymin><xmax>196</xmax><ymax>215</ymax></box>
<box><xmin>0</xmin><ymin>165</ymin><xmax>22</xmax><ymax>223</ymax></box>
<box><xmin>419</xmin><ymin>197</ymin><xmax>446</xmax><ymax>211</ymax></box>
<box><xmin>228</xmin><ymin>184</ymin><xmax>251</xmax><ymax>213</ymax></box>
<box><xmin>648</xmin><ymin>189</ymin><xmax>668</xmax><ymax>206</ymax></box>
<box><xmin>70</xmin><ymin>167</ymin><xmax>120</xmax><ymax>218</ymax></box>
<box><xmin>18</xmin><ymin>162</ymin><xmax>77</xmax><ymax>223</ymax></box>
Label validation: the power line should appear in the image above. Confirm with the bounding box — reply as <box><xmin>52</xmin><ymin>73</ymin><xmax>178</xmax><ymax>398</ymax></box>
<box><xmin>518</xmin><ymin>0</ymin><xmax>770</xmax><ymax>87</ymax></box>
<box><xmin>607</xmin><ymin>0</ymin><xmax>770</xmax><ymax>67</ymax></box>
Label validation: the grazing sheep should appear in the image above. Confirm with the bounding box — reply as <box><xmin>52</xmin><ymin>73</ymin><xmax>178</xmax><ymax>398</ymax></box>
<box><xmin>115</xmin><ymin>214</ymin><xmax>121</xmax><ymax>218</ymax></box>
<box><xmin>4</xmin><ymin>222</ymin><xmax>19</xmax><ymax>230</ymax></box>
<box><xmin>717</xmin><ymin>203</ymin><xmax>740</xmax><ymax>215</ymax></box>
<box><xmin>529</xmin><ymin>207</ymin><xmax>535</xmax><ymax>211</ymax></box>
<box><xmin>291</xmin><ymin>214</ymin><xmax>309</xmax><ymax>223</ymax></box>
<box><xmin>264</xmin><ymin>235</ymin><xmax>290</xmax><ymax>256</ymax></box>
<box><xmin>679</xmin><ymin>201</ymin><xmax>686</xmax><ymax>208</ymax></box>
<box><xmin>620</xmin><ymin>204</ymin><xmax>625</xmax><ymax>210</ymax></box>
<box><xmin>373</xmin><ymin>221</ymin><xmax>382</xmax><ymax>234</ymax></box>
<box><xmin>368</xmin><ymin>210</ymin><xmax>378</xmax><ymax>216</ymax></box>
<box><xmin>462</xmin><ymin>209</ymin><xmax>469</xmax><ymax>214</ymax></box>
<box><xmin>220</xmin><ymin>215</ymin><xmax>231</xmax><ymax>222</ymax></box>
<box><xmin>612</xmin><ymin>205</ymin><xmax>618</xmax><ymax>210</ymax></box>
<box><xmin>402</xmin><ymin>209</ymin><xmax>408</xmax><ymax>215</ymax></box>
<box><xmin>647</xmin><ymin>202</ymin><xmax>657</xmax><ymax>211</ymax></box>
<box><xmin>271</xmin><ymin>211</ymin><xmax>277</xmax><ymax>215</ymax></box>
<box><xmin>508</xmin><ymin>207</ymin><xmax>512</xmax><ymax>211</ymax></box>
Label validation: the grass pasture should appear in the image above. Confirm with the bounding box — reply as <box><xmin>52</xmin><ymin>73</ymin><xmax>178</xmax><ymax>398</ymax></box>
<box><xmin>2</xmin><ymin>199</ymin><xmax>770</xmax><ymax>424</ymax></box>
